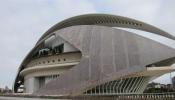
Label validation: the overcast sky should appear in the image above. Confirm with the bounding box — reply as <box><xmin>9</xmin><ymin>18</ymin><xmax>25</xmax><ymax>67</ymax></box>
<box><xmin>0</xmin><ymin>0</ymin><xmax>175</xmax><ymax>89</ymax></box>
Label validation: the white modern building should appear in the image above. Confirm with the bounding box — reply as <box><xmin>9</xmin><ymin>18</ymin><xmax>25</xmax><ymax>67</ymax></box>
<box><xmin>13</xmin><ymin>14</ymin><xmax>175</xmax><ymax>96</ymax></box>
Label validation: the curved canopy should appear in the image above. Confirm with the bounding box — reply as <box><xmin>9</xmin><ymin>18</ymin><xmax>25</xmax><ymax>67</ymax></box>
<box><xmin>37</xmin><ymin>14</ymin><xmax>175</xmax><ymax>44</ymax></box>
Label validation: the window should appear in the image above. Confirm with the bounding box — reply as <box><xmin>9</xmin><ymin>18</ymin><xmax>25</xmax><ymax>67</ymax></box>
<box><xmin>54</xmin><ymin>43</ymin><xmax>64</xmax><ymax>54</ymax></box>
<box><xmin>39</xmin><ymin>77</ymin><xmax>45</xmax><ymax>89</ymax></box>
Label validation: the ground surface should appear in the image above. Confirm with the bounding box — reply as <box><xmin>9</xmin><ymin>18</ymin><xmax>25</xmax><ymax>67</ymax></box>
<box><xmin>0</xmin><ymin>97</ymin><xmax>66</xmax><ymax>100</ymax></box>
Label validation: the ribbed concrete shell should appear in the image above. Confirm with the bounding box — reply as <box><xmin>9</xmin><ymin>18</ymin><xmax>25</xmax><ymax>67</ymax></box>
<box><xmin>35</xmin><ymin>25</ymin><xmax>175</xmax><ymax>95</ymax></box>
<box><xmin>13</xmin><ymin>14</ymin><xmax>175</xmax><ymax>95</ymax></box>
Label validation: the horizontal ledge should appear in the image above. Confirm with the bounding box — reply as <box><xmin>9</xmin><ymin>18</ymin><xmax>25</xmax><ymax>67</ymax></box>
<box><xmin>20</xmin><ymin>62</ymin><xmax>79</xmax><ymax>76</ymax></box>
<box><xmin>127</xmin><ymin>66</ymin><xmax>175</xmax><ymax>77</ymax></box>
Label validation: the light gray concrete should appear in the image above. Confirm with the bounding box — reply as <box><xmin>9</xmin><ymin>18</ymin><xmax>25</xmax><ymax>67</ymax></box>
<box><xmin>0</xmin><ymin>97</ymin><xmax>67</xmax><ymax>100</ymax></box>
<box><xmin>21</xmin><ymin>52</ymin><xmax>81</xmax><ymax>93</ymax></box>
<box><xmin>36</xmin><ymin>25</ymin><xmax>175</xmax><ymax>95</ymax></box>
<box><xmin>24</xmin><ymin>77</ymin><xmax>39</xmax><ymax>93</ymax></box>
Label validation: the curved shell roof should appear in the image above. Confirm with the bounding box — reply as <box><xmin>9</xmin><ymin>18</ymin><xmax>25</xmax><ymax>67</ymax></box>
<box><xmin>36</xmin><ymin>25</ymin><xmax>175</xmax><ymax>95</ymax></box>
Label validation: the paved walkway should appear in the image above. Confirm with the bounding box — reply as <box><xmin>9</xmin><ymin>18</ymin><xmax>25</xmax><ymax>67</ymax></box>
<box><xmin>1</xmin><ymin>93</ymin><xmax>175</xmax><ymax>100</ymax></box>
<box><xmin>0</xmin><ymin>97</ymin><xmax>67</xmax><ymax>100</ymax></box>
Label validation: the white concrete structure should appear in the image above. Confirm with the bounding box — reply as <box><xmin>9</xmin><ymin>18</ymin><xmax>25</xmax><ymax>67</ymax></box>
<box><xmin>13</xmin><ymin>14</ymin><xmax>175</xmax><ymax>96</ymax></box>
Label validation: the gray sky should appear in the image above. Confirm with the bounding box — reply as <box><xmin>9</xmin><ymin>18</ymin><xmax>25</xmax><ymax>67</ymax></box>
<box><xmin>0</xmin><ymin>0</ymin><xmax>175</xmax><ymax>89</ymax></box>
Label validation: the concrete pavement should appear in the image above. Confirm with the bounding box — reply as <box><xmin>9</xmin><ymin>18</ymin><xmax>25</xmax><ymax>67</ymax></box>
<box><xmin>0</xmin><ymin>96</ymin><xmax>67</xmax><ymax>100</ymax></box>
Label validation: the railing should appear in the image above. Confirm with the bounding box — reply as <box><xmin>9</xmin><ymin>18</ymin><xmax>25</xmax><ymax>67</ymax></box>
<box><xmin>1</xmin><ymin>92</ymin><xmax>175</xmax><ymax>99</ymax></box>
